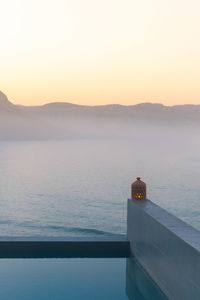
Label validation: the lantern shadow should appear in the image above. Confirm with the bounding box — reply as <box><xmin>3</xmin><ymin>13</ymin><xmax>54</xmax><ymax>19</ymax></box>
<box><xmin>126</xmin><ymin>255</ymin><xmax>168</xmax><ymax>300</ymax></box>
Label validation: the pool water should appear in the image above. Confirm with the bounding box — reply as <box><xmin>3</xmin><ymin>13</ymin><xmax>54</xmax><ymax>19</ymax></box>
<box><xmin>0</xmin><ymin>257</ymin><xmax>168</xmax><ymax>300</ymax></box>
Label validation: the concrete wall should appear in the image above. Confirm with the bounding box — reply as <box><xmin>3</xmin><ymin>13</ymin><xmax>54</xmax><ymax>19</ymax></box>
<box><xmin>127</xmin><ymin>198</ymin><xmax>200</xmax><ymax>300</ymax></box>
<box><xmin>126</xmin><ymin>256</ymin><xmax>168</xmax><ymax>300</ymax></box>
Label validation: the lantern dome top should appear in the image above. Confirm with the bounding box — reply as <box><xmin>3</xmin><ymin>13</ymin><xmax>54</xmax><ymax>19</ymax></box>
<box><xmin>132</xmin><ymin>177</ymin><xmax>146</xmax><ymax>185</ymax></box>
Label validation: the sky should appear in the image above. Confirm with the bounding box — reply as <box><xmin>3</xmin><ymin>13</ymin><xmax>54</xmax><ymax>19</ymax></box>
<box><xmin>0</xmin><ymin>0</ymin><xmax>200</xmax><ymax>106</ymax></box>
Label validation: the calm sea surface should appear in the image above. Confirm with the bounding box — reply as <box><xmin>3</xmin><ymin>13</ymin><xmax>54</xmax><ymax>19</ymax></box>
<box><xmin>0</xmin><ymin>139</ymin><xmax>199</xmax><ymax>236</ymax></box>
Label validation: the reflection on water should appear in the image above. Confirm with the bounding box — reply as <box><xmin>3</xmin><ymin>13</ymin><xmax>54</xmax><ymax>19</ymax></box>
<box><xmin>0</xmin><ymin>256</ymin><xmax>168</xmax><ymax>300</ymax></box>
<box><xmin>126</xmin><ymin>256</ymin><xmax>168</xmax><ymax>300</ymax></box>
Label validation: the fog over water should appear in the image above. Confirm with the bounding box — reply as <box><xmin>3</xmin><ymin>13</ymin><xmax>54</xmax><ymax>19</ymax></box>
<box><xmin>0</xmin><ymin>91</ymin><xmax>200</xmax><ymax>236</ymax></box>
<box><xmin>0</xmin><ymin>135</ymin><xmax>199</xmax><ymax>237</ymax></box>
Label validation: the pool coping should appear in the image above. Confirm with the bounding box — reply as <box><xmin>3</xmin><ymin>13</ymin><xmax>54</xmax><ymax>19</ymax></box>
<box><xmin>0</xmin><ymin>236</ymin><xmax>130</xmax><ymax>258</ymax></box>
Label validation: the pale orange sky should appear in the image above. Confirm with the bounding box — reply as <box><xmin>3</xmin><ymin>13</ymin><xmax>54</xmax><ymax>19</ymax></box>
<box><xmin>1</xmin><ymin>0</ymin><xmax>200</xmax><ymax>106</ymax></box>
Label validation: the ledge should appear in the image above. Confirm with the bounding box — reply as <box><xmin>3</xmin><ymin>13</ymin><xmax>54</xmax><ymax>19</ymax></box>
<box><xmin>127</xmin><ymin>198</ymin><xmax>200</xmax><ymax>300</ymax></box>
<box><xmin>0</xmin><ymin>236</ymin><xmax>130</xmax><ymax>258</ymax></box>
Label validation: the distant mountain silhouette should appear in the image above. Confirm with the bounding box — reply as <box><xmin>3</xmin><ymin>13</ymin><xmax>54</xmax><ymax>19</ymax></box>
<box><xmin>0</xmin><ymin>91</ymin><xmax>200</xmax><ymax>139</ymax></box>
<box><xmin>0</xmin><ymin>91</ymin><xmax>16</xmax><ymax>111</ymax></box>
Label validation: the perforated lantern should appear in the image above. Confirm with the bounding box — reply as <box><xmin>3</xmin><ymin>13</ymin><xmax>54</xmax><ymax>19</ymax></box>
<box><xmin>131</xmin><ymin>177</ymin><xmax>146</xmax><ymax>200</ymax></box>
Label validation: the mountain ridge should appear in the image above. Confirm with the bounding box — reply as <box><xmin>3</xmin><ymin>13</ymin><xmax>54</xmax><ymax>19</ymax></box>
<box><xmin>1</xmin><ymin>90</ymin><xmax>200</xmax><ymax>123</ymax></box>
<box><xmin>0</xmin><ymin>91</ymin><xmax>200</xmax><ymax>141</ymax></box>
<box><xmin>0</xmin><ymin>91</ymin><xmax>15</xmax><ymax>109</ymax></box>
<box><xmin>1</xmin><ymin>91</ymin><xmax>200</xmax><ymax>109</ymax></box>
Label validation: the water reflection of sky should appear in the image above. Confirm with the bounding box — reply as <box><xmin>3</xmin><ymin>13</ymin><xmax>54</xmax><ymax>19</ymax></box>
<box><xmin>0</xmin><ymin>257</ymin><xmax>168</xmax><ymax>300</ymax></box>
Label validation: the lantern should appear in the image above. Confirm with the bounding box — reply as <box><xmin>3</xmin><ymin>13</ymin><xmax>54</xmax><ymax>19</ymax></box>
<box><xmin>131</xmin><ymin>177</ymin><xmax>146</xmax><ymax>200</ymax></box>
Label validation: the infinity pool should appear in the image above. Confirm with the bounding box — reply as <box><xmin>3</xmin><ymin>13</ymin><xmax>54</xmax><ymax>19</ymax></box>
<box><xmin>0</xmin><ymin>257</ymin><xmax>168</xmax><ymax>300</ymax></box>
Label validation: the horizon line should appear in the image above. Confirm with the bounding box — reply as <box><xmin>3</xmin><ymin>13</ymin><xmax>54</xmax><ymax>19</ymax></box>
<box><xmin>1</xmin><ymin>90</ymin><xmax>200</xmax><ymax>108</ymax></box>
<box><xmin>14</xmin><ymin>101</ymin><xmax>200</xmax><ymax>108</ymax></box>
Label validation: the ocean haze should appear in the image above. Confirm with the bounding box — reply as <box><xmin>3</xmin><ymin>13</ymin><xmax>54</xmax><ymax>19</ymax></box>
<box><xmin>0</xmin><ymin>139</ymin><xmax>199</xmax><ymax>237</ymax></box>
<box><xmin>0</xmin><ymin>91</ymin><xmax>199</xmax><ymax>236</ymax></box>
<box><xmin>0</xmin><ymin>90</ymin><xmax>200</xmax><ymax>140</ymax></box>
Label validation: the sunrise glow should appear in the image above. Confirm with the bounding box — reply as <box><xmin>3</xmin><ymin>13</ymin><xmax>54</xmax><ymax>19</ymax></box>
<box><xmin>1</xmin><ymin>0</ymin><xmax>200</xmax><ymax>106</ymax></box>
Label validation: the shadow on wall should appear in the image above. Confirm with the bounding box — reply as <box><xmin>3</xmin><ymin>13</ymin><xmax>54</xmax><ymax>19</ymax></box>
<box><xmin>126</xmin><ymin>256</ymin><xmax>168</xmax><ymax>300</ymax></box>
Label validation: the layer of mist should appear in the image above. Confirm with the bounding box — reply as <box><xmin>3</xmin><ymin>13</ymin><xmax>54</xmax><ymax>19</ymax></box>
<box><xmin>0</xmin><ymin>90</ymin><xmax>200</xmax><ymax>140</ymax></box>
<box><xmin>0</xmin><ymin>91</ymin><xmax>200</xmax><ymax>235</ymax></box>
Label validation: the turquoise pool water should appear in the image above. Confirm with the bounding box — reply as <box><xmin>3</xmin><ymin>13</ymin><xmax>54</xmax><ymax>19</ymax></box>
<box><xmin>0</xmin><ymin>257</ymin><xmax>167</xmax><ymax>300</ymax></box>
<box><xmin>0</xmin><ymin>258</ymin><xmax>126</xmax><ymax>300</ymax></box>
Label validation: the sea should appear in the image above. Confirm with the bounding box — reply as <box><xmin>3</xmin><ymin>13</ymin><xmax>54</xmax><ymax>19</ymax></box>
<box><xmin>0</xmin><ymin>139</ymin><xmax>199</xmax><ymax>237</ymax></box>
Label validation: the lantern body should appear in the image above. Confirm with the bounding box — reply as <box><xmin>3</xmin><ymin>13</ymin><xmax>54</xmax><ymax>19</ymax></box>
<box><xmin>131</xmin><ymin>177</ymin><xmax>146</xmax><ymax>200</ymax></box>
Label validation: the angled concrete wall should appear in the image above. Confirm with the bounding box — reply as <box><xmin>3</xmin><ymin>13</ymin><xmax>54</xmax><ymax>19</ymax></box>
<box><xmin>126</xmin><ymin>256</ymin><xmax>168</xmax><ymax>300</ymax></box>
<box><xmin>127</xmin><ymin>199</ymin><xmax>200</xmax><ymax>300</ymax></box>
